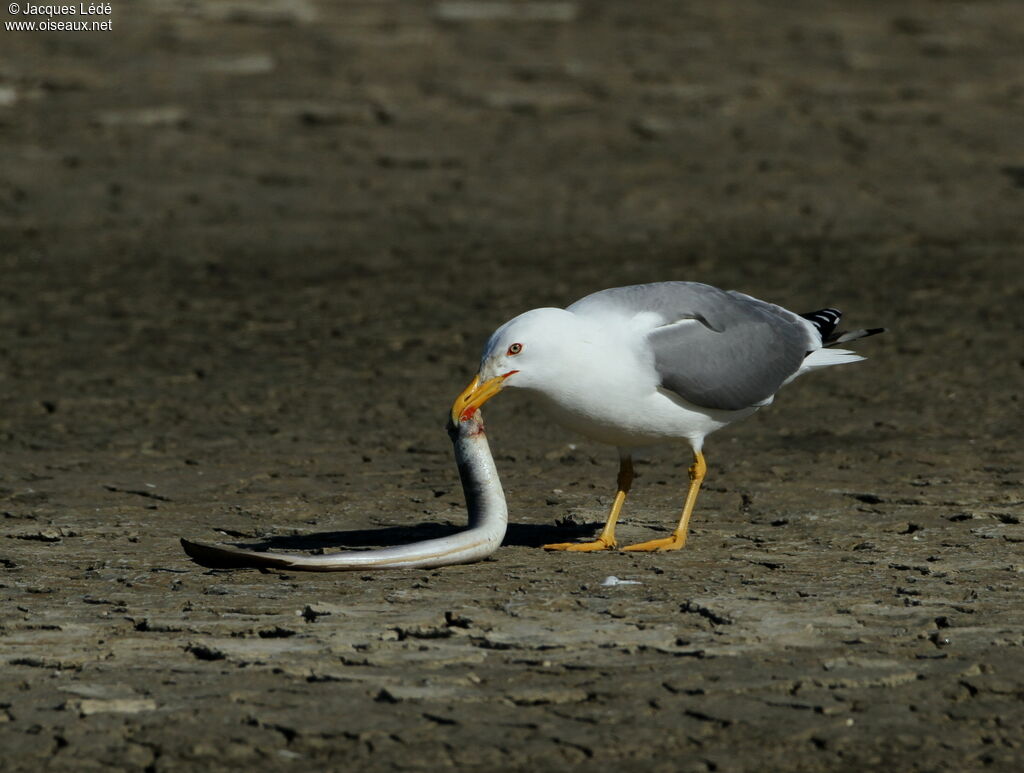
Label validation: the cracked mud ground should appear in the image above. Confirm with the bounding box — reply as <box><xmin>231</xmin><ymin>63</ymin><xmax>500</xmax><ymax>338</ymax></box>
<box><xmin>1</xmin><ymin>1</ymin><xmax>1022</xmax><ymax>770</ymax></box>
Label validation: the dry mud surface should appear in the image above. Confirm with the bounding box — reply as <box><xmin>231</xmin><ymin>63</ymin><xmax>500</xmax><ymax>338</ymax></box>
<box><xmin>1</xmin><ymin>1</ymin><xmax>1022</xmax><ymax>770</ymax></box>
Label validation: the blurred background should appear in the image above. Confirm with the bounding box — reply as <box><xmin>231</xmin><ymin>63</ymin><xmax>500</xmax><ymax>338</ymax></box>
<box><xmin>1</xmin><ymin>0</ymin><xmax>1020</xmax><ymax>460</ymax></box>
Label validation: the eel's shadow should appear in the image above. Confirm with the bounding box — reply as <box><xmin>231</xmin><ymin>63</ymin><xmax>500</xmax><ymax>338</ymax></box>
<box><xmin>208</xmin><ymin>519</ymin><xmax>600</xmax><ymax>554</ymax></box>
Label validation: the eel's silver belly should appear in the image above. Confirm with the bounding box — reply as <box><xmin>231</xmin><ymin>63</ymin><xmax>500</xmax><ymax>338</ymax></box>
<box><xmin>180</xmin><ymin>411</ymin><xmax>507</xmax><ymax>571</ymax></box>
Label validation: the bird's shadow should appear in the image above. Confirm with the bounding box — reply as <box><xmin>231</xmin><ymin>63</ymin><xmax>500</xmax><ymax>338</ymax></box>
<box><xmin>189</xmin><ymin>519</ymin><xmax>600</xmax><ymax>568</ymax></box>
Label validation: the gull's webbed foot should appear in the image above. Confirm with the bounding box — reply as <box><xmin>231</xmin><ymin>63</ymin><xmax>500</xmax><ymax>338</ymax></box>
<box><xmin>621</xmin><ymin>533</ymin><xmax>687</xmax><ymax>552</ymax></box>
<box><xmin>543</xmin><ymin>537</ymin><xmax>615</xmax><ymax>552</ymax></box>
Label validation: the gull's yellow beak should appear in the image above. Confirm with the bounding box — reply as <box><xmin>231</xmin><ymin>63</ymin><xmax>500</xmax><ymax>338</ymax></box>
<box><xmin>451</xmin><ymin>372</ymin><xmax>516</xmax><ymax>423</ymax></box>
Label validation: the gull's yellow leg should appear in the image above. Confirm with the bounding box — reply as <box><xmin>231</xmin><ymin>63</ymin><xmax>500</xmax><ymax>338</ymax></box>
<box><xmin>544</xmin><ymin>454</ymin><xmax>633</xmax><ymax>552</ymax></box>
<box><xmin>623</xmin><ymin>450</ymin><xmax>706</xmax><ymax>552</ymax></box>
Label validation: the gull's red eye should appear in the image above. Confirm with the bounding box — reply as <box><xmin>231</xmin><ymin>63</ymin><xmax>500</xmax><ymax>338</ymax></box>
<box><xmin>507</xmin><ymin>343</ymin><xmax>523</xmax><ymax>356</ymax></box>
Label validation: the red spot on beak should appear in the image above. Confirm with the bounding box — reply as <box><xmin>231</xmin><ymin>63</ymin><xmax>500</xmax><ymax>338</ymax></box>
<box><xmin>453</xmin><ymin>371</ymin><xmax>519</xmax><ymax>424</ymax></box>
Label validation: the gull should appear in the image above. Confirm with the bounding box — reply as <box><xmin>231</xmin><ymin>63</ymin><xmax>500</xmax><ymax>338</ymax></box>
<box><xmin>452</xmin><ymin>281</ymin><xmax>883</xmax><ymax>552</ymax></box>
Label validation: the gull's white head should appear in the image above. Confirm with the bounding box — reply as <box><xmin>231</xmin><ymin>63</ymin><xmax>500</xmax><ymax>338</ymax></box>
<box><xmin>451</xmin><ymin>307</ymin><xmax>586</xmax><ymax>423</ymax></box>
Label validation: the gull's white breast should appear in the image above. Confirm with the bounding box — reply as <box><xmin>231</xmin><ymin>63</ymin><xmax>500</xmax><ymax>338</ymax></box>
<box><xmin>524</xmin><ymin>313</ymin><xmax>756</xmax><ymax>448</ymax></box>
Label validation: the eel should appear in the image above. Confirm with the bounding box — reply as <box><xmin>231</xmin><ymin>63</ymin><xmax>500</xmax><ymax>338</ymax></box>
<box><xmin>180</xmin><ymin>410</ymin><xmax>507</xmax><ymax>571</ymax></box>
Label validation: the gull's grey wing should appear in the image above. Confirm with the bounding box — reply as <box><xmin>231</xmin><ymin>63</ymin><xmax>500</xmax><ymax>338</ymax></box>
<box><xmin>568</xmin><ymin>282</ymin><xmax>818</xmax><ymax>411</ymax></box>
